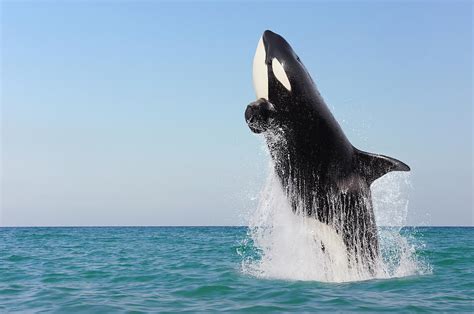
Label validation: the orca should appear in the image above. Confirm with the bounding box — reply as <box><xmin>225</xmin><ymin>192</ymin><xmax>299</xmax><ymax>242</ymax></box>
<box><xmin>244</xmin><ymin>30</ymin><xmax>410</xmax><ymax>270</ymax></box>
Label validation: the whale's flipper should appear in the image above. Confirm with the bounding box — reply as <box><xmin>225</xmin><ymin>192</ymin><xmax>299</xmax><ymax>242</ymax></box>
<box><xmin>355</xmin><ymin>149</ymin><xmax>410</xmax><ymax>184</ymax></box>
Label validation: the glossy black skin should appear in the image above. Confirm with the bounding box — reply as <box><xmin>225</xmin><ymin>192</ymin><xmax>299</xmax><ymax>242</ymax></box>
<box><xmin>245</xmin><ymin>31</ymin><xmax>410</xmax><ymax>269</ymax></box>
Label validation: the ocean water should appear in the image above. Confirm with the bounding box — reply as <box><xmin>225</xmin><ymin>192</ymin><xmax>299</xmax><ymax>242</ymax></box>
<box><xmin>0</xmin><ymin>226</ymin><xmax>472</xmax><ymax>312</ymax></box>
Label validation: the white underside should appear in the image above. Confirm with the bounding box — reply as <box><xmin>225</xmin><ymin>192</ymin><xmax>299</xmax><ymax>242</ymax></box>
<box><xmin>252</xmin><ymin>37</ymin><xmax>268</xmax><ymax>100</ymax></box>
<box><xmin>252</xmin><ymin>36</ymin><xmax>292</xmax><ymax>100</ymax></box>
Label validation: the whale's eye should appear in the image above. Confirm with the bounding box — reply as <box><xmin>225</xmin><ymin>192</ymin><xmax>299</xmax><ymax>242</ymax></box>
<box><xmin>272</xmin><ymin>58</ymin><xmax>292</xmax><ymax>92</ymax></box>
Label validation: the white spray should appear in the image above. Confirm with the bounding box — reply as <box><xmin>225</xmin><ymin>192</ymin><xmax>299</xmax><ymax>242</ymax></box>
<box><xmin>240</xmin><ymin>160</ymin><xmax>430</xmax><ymax>283</ymax></box>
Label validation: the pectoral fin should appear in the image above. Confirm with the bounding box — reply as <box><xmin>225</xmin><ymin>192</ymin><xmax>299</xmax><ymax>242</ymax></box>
<box><xmin>355</xmin><ymin>148</ymin><xmax>410</xmax><ymax>185</ymax></box>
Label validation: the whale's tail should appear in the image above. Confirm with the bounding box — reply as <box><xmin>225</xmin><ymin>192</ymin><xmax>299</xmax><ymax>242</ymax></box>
<box><xmin>355</xmin><ymin>149</ymin><xmax>410</xmax><ymax>185</ymax></box>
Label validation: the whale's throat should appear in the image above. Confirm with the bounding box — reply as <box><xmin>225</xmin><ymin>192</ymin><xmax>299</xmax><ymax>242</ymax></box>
<box><xmin>252</xmin><ymin>37</ymin><xmax>268</xmax><ymax>100</ymax></box>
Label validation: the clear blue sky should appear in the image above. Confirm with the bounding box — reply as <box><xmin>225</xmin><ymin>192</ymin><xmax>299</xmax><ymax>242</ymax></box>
<box><xmin>1</xmin><ymin>1</ymin><xmax>472</xmax><ymax>226</ymax></box>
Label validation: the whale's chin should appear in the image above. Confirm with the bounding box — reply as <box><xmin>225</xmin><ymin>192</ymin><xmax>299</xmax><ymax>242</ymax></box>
<box><xmin>252</xmin><ymin>36</ymin><xmax>268</xmax><ymax>100</ymax></box>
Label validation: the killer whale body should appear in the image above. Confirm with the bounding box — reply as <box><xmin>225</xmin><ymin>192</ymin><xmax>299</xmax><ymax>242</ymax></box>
<box><xmin>245</xmin><ymin>30</ymin><xmax>410</xmax><ymax>270</ymax></box>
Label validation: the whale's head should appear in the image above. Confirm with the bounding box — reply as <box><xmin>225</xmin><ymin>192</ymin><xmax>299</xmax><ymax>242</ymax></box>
<box><xmin>245</xmin><ymin>30</ymin><xmax>315</xmax><ymax>134</ymax></box>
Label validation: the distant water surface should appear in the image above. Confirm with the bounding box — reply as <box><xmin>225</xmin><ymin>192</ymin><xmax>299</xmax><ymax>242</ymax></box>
<box><xmin>0</xmin><ymin>227</ymin><xmax>472</xmax><ymax>312</ymax></box>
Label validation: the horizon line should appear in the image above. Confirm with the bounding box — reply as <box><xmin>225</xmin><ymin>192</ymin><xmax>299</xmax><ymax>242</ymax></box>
<box><xmin>0</xmin><ymin>225</ymin><xmax>472</xmax><ymax>228</ymax></box>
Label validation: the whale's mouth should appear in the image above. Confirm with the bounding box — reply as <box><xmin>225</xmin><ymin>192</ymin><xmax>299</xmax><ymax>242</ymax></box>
<box><xmin>252</xmin><ymin>36</ymin><xmax>268</xmax><ymax>100</ymax></box>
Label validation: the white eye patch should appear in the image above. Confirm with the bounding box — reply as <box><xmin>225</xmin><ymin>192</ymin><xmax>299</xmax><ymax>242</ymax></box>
<box><xmin>272</xmin><ymin>58</ymin><xmax>291</xmax><ymax>92</ymax></box>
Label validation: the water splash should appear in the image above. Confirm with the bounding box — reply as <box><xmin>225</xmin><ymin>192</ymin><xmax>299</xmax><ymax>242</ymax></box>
<box><xmin>241</xmin><ymin>164</ymin><xmax>431</xmax><ymax>282</ymax></box>
<box><xmin>372</xmin><ymin>173</ymin><xmax>431</xmax><ymax>278</ymax></box>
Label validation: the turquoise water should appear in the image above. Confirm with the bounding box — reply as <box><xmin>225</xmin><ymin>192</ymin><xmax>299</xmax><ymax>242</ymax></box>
<box><xmin>0</xmin><ymin>227</ymin><xmax>472</xmax><ymax>312</ymax></box>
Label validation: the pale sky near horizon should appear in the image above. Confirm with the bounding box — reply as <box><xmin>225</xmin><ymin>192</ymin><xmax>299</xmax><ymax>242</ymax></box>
<box><xmin>1</xmin><ymin>1</ymin><xmax>472</xmax><ymax>226</ymax></box>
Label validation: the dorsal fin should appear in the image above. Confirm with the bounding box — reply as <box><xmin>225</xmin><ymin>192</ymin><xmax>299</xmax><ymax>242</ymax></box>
<box><xmin>355</xmin><ymin>148</ymin><xmax>410</xmax><ymax>185</ymax></box>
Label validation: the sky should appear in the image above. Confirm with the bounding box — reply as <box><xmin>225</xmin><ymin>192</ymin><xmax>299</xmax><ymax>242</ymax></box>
<box><xmin>1</xmin><ymin>1</ymin><xmax>472</xmax><ymax>226</ymax></box>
